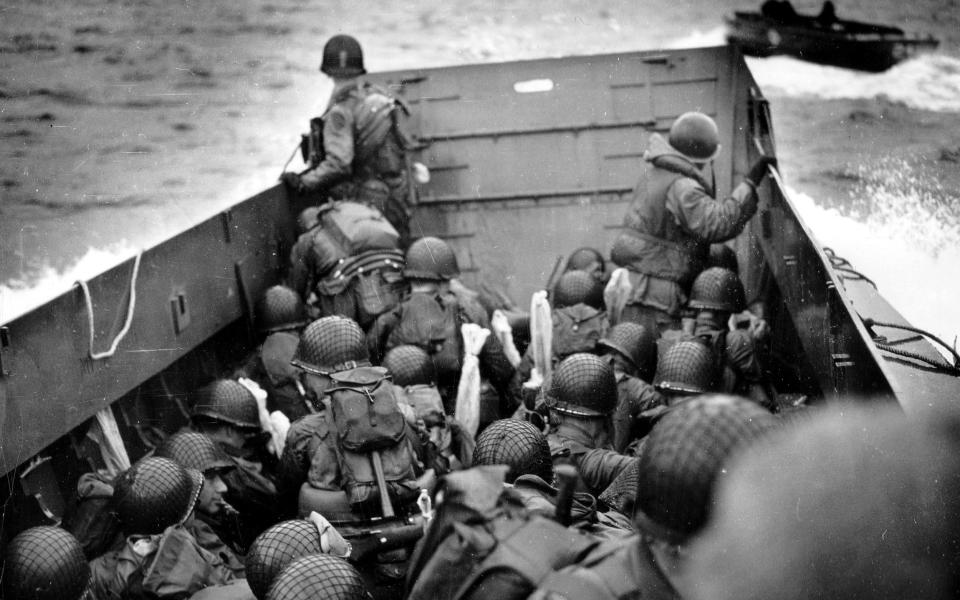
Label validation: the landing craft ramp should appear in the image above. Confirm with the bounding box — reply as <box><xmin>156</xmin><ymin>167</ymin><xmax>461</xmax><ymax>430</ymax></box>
<box><xmin>1</xmin><ymin>45</ymin><xmax>958</xmax><ymax>534</ymax></box>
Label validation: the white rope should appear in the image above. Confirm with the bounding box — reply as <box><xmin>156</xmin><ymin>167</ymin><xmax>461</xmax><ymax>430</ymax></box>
<box><xmin>76</xmin><ymin>251</ymin><xmax>142</xmax><ymax>360</ymax></box>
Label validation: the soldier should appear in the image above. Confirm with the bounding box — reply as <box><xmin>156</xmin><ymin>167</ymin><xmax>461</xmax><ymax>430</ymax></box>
<box><xmin>652</xmin><ymin>340</ymin><xmax>717</xmax><ymax>403</ymax></box>
<box><xmin>189</xmin><ymin>379</ymin><xmax>281</xmax><ymax>548</ymax></box>
<box><xmin>598</xmin><ymin>322</ymin><xmax>666</xmax><ymax>453</ymax></box>
<box><xmin>384</xmin><ymin>344</ymin><xmax>476</xmax><ymax>471</ymax></box>
<box><xmin>155</xmin><ymin>432</ymin><xmax>248</xmax><ymax>568</ymax></box>
<box><xmin>87</xmin><ymin>457</ymin><xmax>238</xmax><ymax>599</ymax></box>
<box><xmin>533</xmin><ymin>395</ymin><xmax>778</xmax><ymax>600</ymax></box>
<box><xmin>545</xmin><ymin>353</ymin><xmax>635</xmax><ymax>496</ymax></box>
<box><xmin>267</xmin><ymin>554</ymin><xmax>372</xmax><ymax>600</ymax></box>
<box><xmin>519</xmin><ymin>269</ymin><xmax>609</xmax><ymax>382</ymax></box>
<box><xmin>368</xmin><ymin>236</ymin><xmax>518</xmax><ymax>424</ymax></box>
<box><xmin>609</xmin><ymin>111</ymin><xmax>776</xmax><ymax>334</ymax></box>
<box><xmin>3</xmin><ymin>526</ymin><xmax>90</xmax><ymax>600</ymax></box>
<box><xmin>280</xmin><ymin>34</ymin><xmax>415</xmax><ymax>244</ymax></box>
<box><xmin>278</xmin><ymin>316</ymin><xmax>435</xmax><ymax>520</ymax></box>
<box><xmin>245</xmin><ymin>520</ymin><xmax>324</xmax><ymax>600</ymax></box>
<box><xmin>689</xmin><ymin>406</ymin><xmax>960</xmax><ymax>600</ymax></box>
<box><xmin>238</xmin><ymin>285</ymin><xmax>313</xmax><ymax>422</ymax></box>
<box><xmin>686</xmin><ymin>267</ymin><xmax>778</xmax><ymax>411</ymax></box>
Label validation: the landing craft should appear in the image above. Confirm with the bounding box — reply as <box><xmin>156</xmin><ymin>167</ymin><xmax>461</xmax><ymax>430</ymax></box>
<box><xmin>1</xmin><ymin>45</ymin><xmax>958</xmax><ymax>541</ymax></box>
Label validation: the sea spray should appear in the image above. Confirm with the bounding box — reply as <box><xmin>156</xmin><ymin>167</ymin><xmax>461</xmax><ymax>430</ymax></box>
<box><xmin>0</xmin><ymin>242</ymin><xmax>138</xmax><ymax>325</ymax></box>
<box><xmin>789</xmin><ymin>179</ymin><xmax>960</xmax><ymax>357</ymax></box>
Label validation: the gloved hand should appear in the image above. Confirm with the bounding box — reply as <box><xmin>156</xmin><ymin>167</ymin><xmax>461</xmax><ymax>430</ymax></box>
<box><xmin>746</xmin><ymin>156</ymin><xmax>778</xmax><ymax>186</ymax></box>
<box><xmin>280</xmin><ymin>171</ymin><xmax>304</xmax><ymax>194</ymax></box>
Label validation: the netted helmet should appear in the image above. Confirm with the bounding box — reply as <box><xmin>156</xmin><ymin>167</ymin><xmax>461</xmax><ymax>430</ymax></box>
<box><xmin>634</xmin><ymin>395</ymin><xmax>775</xmax><ymax>544</ymax></box>
<box><xmin>256</xmin><ymin>285</ymin><xmax>308</xmax><ymax>334</ymax></box>
<box><xmin>3</xmin><ymin>526</ymin><xmax>90</xmax><ymax>600</ymax></box>
<box><xmin>598</xmin><ymin>458</ymin><xmax>640</xmax><ymax>517</ymax></box>
<box><xmin>688</xmin><ymin>406</ymin><xmax>960</xmax><ymax>600</ymax></box>
<box><xmin>707</xmin><ymin>244</ymin><xmax>739</xmax><ymax>274</ymax></box>
<box><xmin>473</xmin><ymin>419</ymin><xmax>553</xmax><ymax>484</ymax></box>
<box><xmin>155</xmin><ymin>432</ymin><xmax>234</xmax><ymax>475</ymax></box>
<box><xmin>113</xmin><ymin>457</ymin><xmax>203</xmax><ymax>536</ymax></box>
<box><xmin>292</xmin><ymin>316</ymin><xmax>368</xmax><ymax>375</ymax></box>
<box><xmin>320</xmin><ymin>34</ymin><xmax>366</xmax><ymax>78</ymax></box>
<box><xmin>191</xmin><ymin>379</ymin><xmax>260</xmax><ymax>431</ymax></box>
<box><xmin>598</xmin><ymin>322</ymin><xmax>657</xmax><ymax>380</ymax></box>
<box><xmin>654</xmin><ymin>340</ymin><xmax>716</xmax><ymax>396</ymax></box>
<box><xmin>267</xmin><ymin>554</ymin><xmax>370</xmax><ymax>600</ymax></box>
<box><xmin>246</xmin><ymin>520</ymin><xmax>323</xmax><ymax>600</ymax></box>
<box><xmin>383</xmin><ymin>345</ymin><xmax>436</xmax><ymax>386</ymax></box>
<box><xmin>404</xmin><ymin>236</ymin><xmax>460</xmax><ymax>281</ymax></box>
<box><xmin>566</xmin><ymin>247</ymin><xmax>605</xmax><ymax>274</ymax></box>
<box><xmin>688</xmin><ymin>267</ymin><xmax>746</xmax><ymax>313</ymax></box>
<box><xmin>553</xmin><ymin>270</ymin><xmax>605</xmax><ymax>309</ymax></box>
<box><xmin>668</xmin><ymin>111</ymin><xmax>721</xmax><ymax>162</ymax></box>
<box><xmin>549</xmin><ymin>353</ymin><xmax>618</xmax><ymax>417</ymax></box>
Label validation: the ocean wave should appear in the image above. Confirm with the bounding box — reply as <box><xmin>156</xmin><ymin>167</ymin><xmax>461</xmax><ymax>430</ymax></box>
<box><xmin>747</xmin><ymin>53</ymin><xmax>960</xmax><ymax>113</ymax></box>
<box><xmin>790</xmin><ymin>186</ymin><xmax>960</xmax><ymax>357</ymax></box>
<box><xmin>0</xmin><ymin>242</ymin><xmax>138</xmax><ymax>325</ymax></box>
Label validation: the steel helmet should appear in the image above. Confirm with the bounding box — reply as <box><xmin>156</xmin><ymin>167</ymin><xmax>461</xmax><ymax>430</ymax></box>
<box><xmin>707</xmin><ymin>244</ymin><xmax>740</xmax><ymax>274</ymax></box>
<box><xmin>668</xmin><ymin>111</ymin><xmax>721</xmax><ymax>162</ymax></box>
<box><xmin>256</xmin><ymin>285</ymin><xmax>308</xmax><ymax>334</ymax></box>
<box><xmin>566</xmin><ymin>247</ymin><xmax>605</xmax><ymax>274</ymax></box>
<box><xmin>191</xmin><ymin>379</ymin><xmax>261</xmax><ymax>431</ymax></box>
<box><xmin>403</xmin><ymin>236</ymin><xmax>460</xmax><ymax>281</ymax></box>
<box><xmin>688</xmin><ymin>267</ymin><xmax>746</xmax><ymax>313</ymax></box>
<box><xmin>634</xmin><ymin>394</ymin><xmax>776</xmax><ymax>544</ymax></box>
<box><xmin>553</xmin><ymin>270</ymin><xmax>605</xmax><ymax>309</ymax></box>
<box><xmin>155</xmin><ymin>432</ymin><xmax>234</xmax><ymax>475</ymax></box>
<box><xmin>598</xmin><ymin>322</ymin><xmax>657</xmax><ymax>381</ymax></box>
<box><xmin>3</xmin><ymin>526</ymin><xmax>90</xmax><ymax>600</ymax></box>
<box><xmin>689</xmin><ymin>407</ymin><xmax>960</xmax><ymax>600</ymax></box>
<box><xmin>654</xmin><ymin>340</ymin><xmax>716</xmax><ymax>396</ymax></box>
<box><xmin>548</xmin><ymin>353</ymin><xmax>619</xmax><ymax>417</ymax></box>
<box><xmin>113</xmin><ymin>457</ymin><xmax>203</xmax><ymax>536</ymax></box>
<box><xmin>246</xmin><ymin>520</ymin><xmax>324</xmax><ymax>600</ymax></box>
<box><xmin>267</xmin><ymin>554</ymin><xmax>370</xmax><ymax>600</ymax></box>
<box><xmin>383</xmin><ymin>345</ymin><xmax>436</xmax><ymax>386</ymax></box>
<box><xmin>598</xmin><ymin>458</ymin><xmax>640</xmax><ymax>517</ymax></box>
<box><xmin>292</xmin><ymin>315</ymin><xmax>368</xmax><ymax>375</ymax></box>
<box><xmin>320</xmin><ymin>34</ymin><xmax>366</xmax><ymax>78</ymax></box>
<box><xmin>473</xmin><ymin>419</ymin><xmax>553</xmax><ymax>484</ymax></box>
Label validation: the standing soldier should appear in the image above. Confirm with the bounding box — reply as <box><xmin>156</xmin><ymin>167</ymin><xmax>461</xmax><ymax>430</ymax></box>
<box><xmin>280</xmin><ymin>34</ymin><xmax>416</xmax><ymax>244</ymax></box>
<box><xmin>609</xmin><ymin>111</ymin><xmax>776</xmax><ymax>334</ymax></box>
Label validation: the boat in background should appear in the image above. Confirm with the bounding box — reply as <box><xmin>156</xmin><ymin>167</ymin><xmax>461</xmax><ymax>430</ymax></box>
<box><xmin>725</xmin><ymin>7</ymin><xmax>939</xmax><ymax>72</ymax></box>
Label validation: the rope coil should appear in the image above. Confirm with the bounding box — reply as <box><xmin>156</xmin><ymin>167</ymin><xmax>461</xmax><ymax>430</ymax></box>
<box><xmin>75</xmin><ymin>251</ymin><xmax>142</xmax><ymax>360</ymax></box>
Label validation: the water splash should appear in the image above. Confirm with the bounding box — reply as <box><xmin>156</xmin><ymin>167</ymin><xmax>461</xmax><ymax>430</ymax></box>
<box><xmin>790</xmin><ymin>185</ymin><xmax>960</xmax><ymax>356</ymax></box>
<box><xmin>747</xmin><ymin>53</ymin><xmax>960</xmax><ymax>113</ymax></box>
<box><xmin>0</xmin><ymin>241</ymin><xmax>138</xmax><ymax>325</ymax></box>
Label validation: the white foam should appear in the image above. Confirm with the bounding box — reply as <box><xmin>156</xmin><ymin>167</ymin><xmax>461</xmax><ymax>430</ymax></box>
<box><xmin>748</xmin><ymin>53</ymin><xmax>960</xmax><ymax>112</ymax></box>
<box><xmin>789</xmin><ymin>187</ymin><xmax>960</xmax><ymax>357</ymax></box>
<box><xmin>0</xmin><ymin>242</ymin><xmax>139</xmax><ymax>325</ymax></box>
<box><xmin>665</xmin><ymin>26</ymin><xmax>727</xmax><ymax>49</ymax></box>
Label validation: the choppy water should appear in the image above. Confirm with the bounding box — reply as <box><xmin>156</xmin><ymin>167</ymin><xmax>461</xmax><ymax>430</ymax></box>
<box><xmin>2</xmin><ymin>0</ymin><xmax>958</xmax><ymax>348</ymax></box>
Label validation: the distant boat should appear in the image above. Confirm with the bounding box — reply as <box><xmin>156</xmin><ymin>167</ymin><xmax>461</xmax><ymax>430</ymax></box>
<box><xmin>725</xmin><ymin>5</ymin><xmax>939</xmax><ymax>72</ymax></box>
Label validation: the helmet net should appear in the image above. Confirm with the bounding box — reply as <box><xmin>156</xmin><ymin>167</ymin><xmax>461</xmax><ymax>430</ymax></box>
<box><xmin>294</xmin><ymin>316</ymin><xmax>367</xmax><ymax>372</ymax></box>
<box><xmin>553</xmin><ymin>270</ymin><xmax>604</xmax><ymax>309</ymax></box>
<box><xmin>191</xmin><ymin>379</ymin><xmax>260</xmax><ymax>430</ymax></box>
<box><xmin>383</xmin><ymin>345</ymin><xmax>436</xmax><ymax>386</ymax></box>
<box><xmin>473</xmin><ymin>419</ymin><xmax>553</xmax><ymax>483</ymax></box>
<box><xmin>246</xmin><ymin>520</ymin><xmax>323</xmax><ymax>600</ymax></box>
<box><xmin>3</xmin><ymin>526</ymin><xmax>90</xmax><ymax>600</ymax></box>
<box><xmin>654</xmin><ymin>340</ymin><xmax>716</xmax><ymax>395</ymax></box>
<box><xmin>266</xmin><ymin>554</ymin><xmax>370</xmax><ymax>600</ymax></box>
<box><xmin>550</xmin><ymin>353</ymin><xmax>618</xmax><ymax>416</ymax></box>
<box><xmin>155</xmin><ymin>432</ymin><xmax>232</xmax><ymax>474</ymax></box>
<box><xmin>688</xmin><ymin>267</ymin><xmax>746</xmax><ymax>313</ymax></box>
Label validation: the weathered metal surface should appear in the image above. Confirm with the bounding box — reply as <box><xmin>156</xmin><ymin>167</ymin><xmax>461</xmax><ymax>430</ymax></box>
<box><xmin>0</xmin><ymin>186</ymin><xmax>293</xmax><ymax>476</ymax></box>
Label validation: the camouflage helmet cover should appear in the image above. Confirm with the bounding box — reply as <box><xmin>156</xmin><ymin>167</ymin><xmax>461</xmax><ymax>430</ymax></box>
<box><xmin>191</xmin><ymin>379</ymin><xmax>261</xmax><ymax>430</ymax></box>
<box><xmin>3</xmin><ymin>526</ymin><xmax>90</xmax><ymax>600</ymax></box>
<box><xmin>113</xmin><ymin>456</ymin><xmax>203</xmax><ymax>536</ymax></box>
<box><xmin>634</xmin><ymin>394</ymin><xmax>776</xmax><ymax>544</ymax></box>
<box><xmin>473</xmin><ymin>418</ymin><xmax>553</xmax><ymax>484</ymax></box>
<box><xmin>292</xmin><ymin>315</ymin><xmax>368</xmax><ymax>375</ymax></box>
<box><xmin>548</xmin><ymin>353</ymin><xmax>619</xmax><ymax>417</ymax></box>
<box><xmin>246</xmin><ymin>519</ymin><xmax>324</xmax><ymax>600</ymax></box>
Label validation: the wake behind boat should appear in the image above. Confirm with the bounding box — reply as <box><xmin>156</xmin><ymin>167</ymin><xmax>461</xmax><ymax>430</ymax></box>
<box><xmin>725</xmin><ymin>2</ymin><xmax>940</xmax><ymax>72</ymax></box>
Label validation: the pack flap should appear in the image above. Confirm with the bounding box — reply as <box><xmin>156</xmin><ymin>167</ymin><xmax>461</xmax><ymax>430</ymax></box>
<box><xmin>329</xmin><ymin>365</ymin><xmax>390</xmax><ymax>386</ymax></box>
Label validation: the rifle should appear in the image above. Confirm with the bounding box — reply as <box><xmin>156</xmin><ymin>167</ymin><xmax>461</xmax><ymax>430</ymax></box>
<box><xmin>335</xmin><ymin>515</ymin><xmax>427</xmax><ymax>562</ymax></box>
